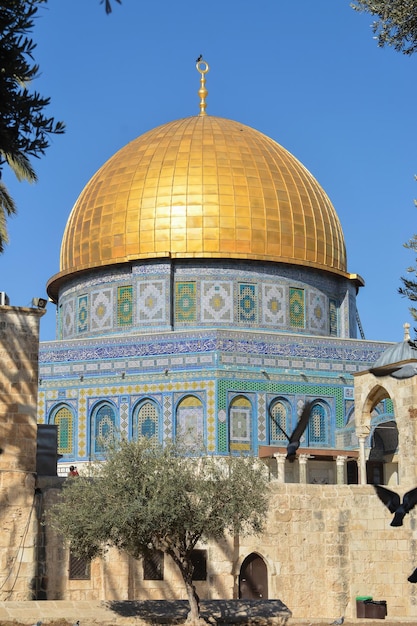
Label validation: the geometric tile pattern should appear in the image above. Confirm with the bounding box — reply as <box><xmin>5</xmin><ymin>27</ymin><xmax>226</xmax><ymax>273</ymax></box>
<box><xmin>207</xmin><ymin>381</ymin><xmax>216</xmax><ymax>452</ymax></box>
<box><xmin>289</xmin><ymin>287</ymin><xmax>305</xmax><ymax>328</ymax></box>
<box><xmin>91</xmin><ymin>288</ymin><xmax>113</xmax><ymax>331</ymax></box>
<box><xmin>120</xmin><ymin>398</ymin><xmax>129</xmax><ymax>436</ymax></box>
<box><xmin>309</xmin><ymin>291</ymin><xmax>326</xmax><ymax>332</ymax></box>
<box><xmin>257</xmin><ymin>393</ymin><xmax>266</xmax><ymax>442</ymax></box>
<box><xmin>62</xmin><ymin>298</ymin><xmax>75</xmax><ymax>339</ymax></box>
<box><xmin>138</xmin><ymin>281</ymin><xmax>165</xmax><ymax>322</ymax></box>
<box><xmin>175</xmin><ymin>282</ymin><xmax>197</xmax><ymax>323</ymax></box>
<box><xmin>238</xmin><ymin>283</ymin><xmax>257</xmax><ymax>323</ymax></box>
<box><xmin>329</xmin><ymin>299</ymin><xmax>338</xmax><ymax>337</ymax></box>
<box><xmin>117</xmin><ymin>285</ymin><xmax>133</xmax><ymax>326</ymax></box>
<box><xmin>201</xmin><ymin>282</ymin><xmax>233</xmax><ymax>323</ymax></box>
<box><xmin>164</xmin><ymin>395</ymin><xmax>172</xmax><ymax>440</ymax></box>
<box><xmin>77</xmin><ymin>294</ymin><xmax>88</xmax><ymax>334</ymax></box>
<box><xmin>262</xmin><ymin>284</ymin><xmax>285</xmax><ymax>326</ymax></box>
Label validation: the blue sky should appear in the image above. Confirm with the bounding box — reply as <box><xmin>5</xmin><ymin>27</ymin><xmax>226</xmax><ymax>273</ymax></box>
<box><xmin>2</xmin><ymin>0</ymin><xmax>417</xmax><ymax>343</ymax></box>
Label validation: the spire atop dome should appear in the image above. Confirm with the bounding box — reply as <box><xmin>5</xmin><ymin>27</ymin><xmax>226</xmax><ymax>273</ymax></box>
<box><xmin>196</xmin><ymin>57</ymin><xmax>209</xmax><ymax>116</ymax></box>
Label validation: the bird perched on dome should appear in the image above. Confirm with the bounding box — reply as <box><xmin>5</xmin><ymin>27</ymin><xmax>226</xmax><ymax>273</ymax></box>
<box><xmin>374</xmin><ymin>484</ymin><xmax>417</xmax><ymax>527</ymax></box>
<box><xmin>269</xmin><ymin>400</ymin><xmax>313</xmax><ymax>462</ymax></box>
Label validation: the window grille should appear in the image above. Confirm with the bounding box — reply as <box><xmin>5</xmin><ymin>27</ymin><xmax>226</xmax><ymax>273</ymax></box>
<box><xmin>69</xmin><ymin>552</ymin><xmax>90</xmax><ymax>580</ymax></box>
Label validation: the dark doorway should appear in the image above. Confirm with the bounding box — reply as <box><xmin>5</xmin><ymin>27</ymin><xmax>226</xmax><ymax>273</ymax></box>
<box><xmin>238</xmin><ymin>553</ymin><xmax>268</xmax><ymax>599</ymax></box>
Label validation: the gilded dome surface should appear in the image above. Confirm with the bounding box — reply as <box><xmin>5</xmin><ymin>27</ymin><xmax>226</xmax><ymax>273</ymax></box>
<box><xmin>50</xmin><ymin>115</ymin><xmax>351</xmax><ymax>295</ymax></box>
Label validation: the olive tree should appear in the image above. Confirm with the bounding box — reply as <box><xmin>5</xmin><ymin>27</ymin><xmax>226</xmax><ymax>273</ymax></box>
<box><xmin>351</xmin><ymin>0</ymin><xmax>417</xmax><ymax>55</ymax></box>
<box><xmin>49</xmin><ymin>438</ymin><xmax>270</xmax><ymax>623</ymax></box>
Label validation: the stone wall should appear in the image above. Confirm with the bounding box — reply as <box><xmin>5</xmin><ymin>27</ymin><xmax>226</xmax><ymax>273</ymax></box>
<box><xmin>0</xmin><ymin>305</ymin><xmax>44</xmax><ymax>600</ymax></box>
<box><xmin>38</xmin><ymin>480</ymin><xmax>417</xmax><ymax>621</ymax></box>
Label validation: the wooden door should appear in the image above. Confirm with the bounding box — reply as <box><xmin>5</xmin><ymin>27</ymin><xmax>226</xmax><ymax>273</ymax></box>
<box><xmin>238</xmin><ymin>553</ymin><xmax>268</xmax><ymax>599</ymax></box>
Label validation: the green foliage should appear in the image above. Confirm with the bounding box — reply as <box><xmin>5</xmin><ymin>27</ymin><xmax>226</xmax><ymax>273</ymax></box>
<box><xmin>0</xmin><ymin>0</ymin><xmax>65</xmax><ymax>251</ymax></box>
<box><xmin>49</xmin><ymin>438</ymin><xmax>270</xmax><ymax>619</ymax></box>
<box><xmin>351</xmin><ymin>0</ymin><xmax>417</xmax><ymax>55</ymax></box>
<box><xmin>399</xmin><ymin>229</ymin><xmax>417</xmax><ymax>330</ymax></box>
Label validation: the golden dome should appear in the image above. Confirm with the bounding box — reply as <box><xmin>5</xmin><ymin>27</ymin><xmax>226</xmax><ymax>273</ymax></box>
<box><xmin>49</xmin><ymin>115</ymin><xmax>356</xmax><ymax>298</ymax></box>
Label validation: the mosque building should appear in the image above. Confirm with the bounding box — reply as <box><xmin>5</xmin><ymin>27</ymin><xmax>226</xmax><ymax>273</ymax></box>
<box><xmin>6</xmin><ymin>59</ymin><xmax>417</xmax><ymax>619</ymax></box>
<box><xmin>37</xmin><ymin>59</ymin><xmax>395</xmax><ymax>485</ymax></box>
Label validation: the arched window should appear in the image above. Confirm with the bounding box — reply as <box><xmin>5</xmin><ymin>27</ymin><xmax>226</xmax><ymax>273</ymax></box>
<box><xmin>92</xmin><ymin>402</ymin><xmax>117</xmax><ymax>454</ymax></box>
<box><xmin>308</xmin><ymin>402</ymin><xmax>327</xmax><ymax>445</ymax></box>
<box><xmin>229</xmin><ymin>396</ymin><xmax>252</xmax><ymax>453</ymax></box>
<box><xmin>269</xmin><ymin>399</ymin><xmax>290</xmax><ymax>444</ymax></box>
<box><xmin>133</xmin><ymin>400</ymin><xmax>159</xmax><ymax>446</ymax></box>
<box><xmin>52</xmin><ymin>405</ymin><xmax>74</xmax><ymax>455</ymax></box>
<box><xmin>176</xmin><ymin>395</ymin><xmax>204</xmax><ymax>448</ymax></box>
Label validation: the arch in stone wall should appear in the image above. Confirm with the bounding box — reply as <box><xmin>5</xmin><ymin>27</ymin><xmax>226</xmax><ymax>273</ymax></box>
<box><xmin>354</xmin><ymin>369</ymin><xmax>417</xmax><ymax>486</ymax></box>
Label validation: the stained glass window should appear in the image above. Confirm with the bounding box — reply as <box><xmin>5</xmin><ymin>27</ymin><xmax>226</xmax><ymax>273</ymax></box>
<box><xmin>309</xmin><ymin>403</ymin><xmax>327</xmax><ymax>444</ymax></box>
<box><xmin>270</xmin><ymin>400</ymin><xmax>289</xmax><ymax>443</ymax></box>
<box><xmin>176</xmin><ymin>395</ymin><xmax>204</xmax><ymax>448</ymax></box>
<box><xmin>53</xmin><ymin>406</ymin><xmax>73</xmax><ymax>455</ymax></box>
<box><xmin>133</xmin><ymin>400</ymin><xmax>159</xmax><ymax>447</ymax></box>
<box><xmin>230</xmin><ymin>396</ymin><xmax>252</xmax><ymax>453</ymax></box>
<box><xmin>94</xmin><ymin>403</ymin><xmax>117</xmax><ymax>454</ymax></box>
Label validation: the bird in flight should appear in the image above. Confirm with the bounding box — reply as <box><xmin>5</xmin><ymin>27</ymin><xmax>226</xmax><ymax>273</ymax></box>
<box><xmin>408</xmin><ymin>567</ymin><xmax>417</xmax><ymax>583</ymax></box>
<box><xmin>373</xmin><ymin>484</ymin><xmax>417</xmax><ymax>526</ymax></box>
<box><xmin>269</xmin><ymin>401</ymin><xmax>313</xmax><ymax>462</ymax></box>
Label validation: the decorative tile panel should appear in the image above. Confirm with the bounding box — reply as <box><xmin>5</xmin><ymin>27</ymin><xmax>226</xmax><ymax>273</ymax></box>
<box><xmin>91</xmin><ymin>289</ymin><xmax>113</xmax><ymax>331</ymax></box>
<box><xmin>138</xmin><ymin>281</ymin><xmax>165</xmax><ymax>322</ymax></box>
<box><xmin>309</xmin><ymin>291</ymin><xmax>327</xmax><ymax>332</ymax></box>
<box><xmin>262</xmin><ymin>284</ymin><xmax>285</xmax><ymax>326</ymax></box>
<box><xmin>329</xmin><ymin>299</ymin><xmax>338</xmax><ymax>337</ymax></box>
<box><xmin>201</xmin><ymin>282</ymin><xmax>233</xmax><ymax>323</ymax></box>
<box><xmin>238</xmin><ymin>284</ymin><xmax>257</xmax><ymax>324</ymax></box>
<box><xmin>77</xmin><ymin>295</ymin><xmax>89</xmax><ymax>334</ymax></box>
<box><xmin>117</xmin><ymin>286</ymin><xmax>133</xmax><ymax>326</ymax></box>
<box><xmin>175</xmin><ymin>282</ymin><xmax>197</xmax><ymax>323</ymax></box>
<box><xmin>289</xmin><ymin>287</ymin><xmax>305</xmax><ymax>328</ymax></box>
<box><xmin>62</xmin><ymin>298</ymin><xmax>75</xmax><ymax>339</ymax></box>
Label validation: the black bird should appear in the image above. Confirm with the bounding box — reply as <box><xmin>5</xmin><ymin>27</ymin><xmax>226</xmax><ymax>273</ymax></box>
<box><xmin>408</xmin><ymin>567</ymin><xmax>417</xmax><ymax>583</ymax></box>
<box><xmin>196</xmin><ymin>54</ymin><xmax>203</xmax><ymax>62</ymax></box>
<box><xmin>373</xmin><ymin>484</ymin><xmax>417</xmax><ymax>527</ymax></box>
<box><xmin>269</xmin><ymin>401</ymin><xmax>313</xmax><ymax>462</ymax></box>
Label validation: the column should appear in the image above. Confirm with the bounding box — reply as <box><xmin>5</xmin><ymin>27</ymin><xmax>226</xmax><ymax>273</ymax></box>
<box><xmin>336</xmin><ymin>455</ymin><xmax>347</xmax><ymax>485</ymax></box>
<box><xmin>298</xmin><ymin>454</ymin><xmax>309</xmax><ymax>483</ymax></box>
<box><xmin>273</xmin><ymin>453</ymin><xmax>286</xmax><ymax>483</ymax></box>
<box><xmin>358</xmin><ymin>434</ymin><xmax>367</xmax><ymax>485</ymax></box>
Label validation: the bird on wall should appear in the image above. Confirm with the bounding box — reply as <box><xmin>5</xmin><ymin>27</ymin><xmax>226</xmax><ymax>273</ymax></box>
<box><xmin>330</xmin><ymin>617</ymin><xmax>344</xmax><ymax>625</ymax></box>
<box><xmin>373</xmin><ymin>484</ymin><xmax>417</xmax><ymax>527</ymax></box>
<box><xmin>269</xmin><ymin>400</ymin><xmax>313</xmax><ymax>462</ymax></box>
